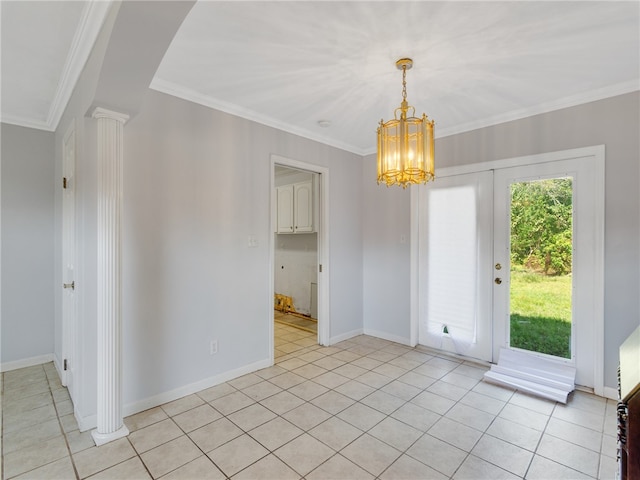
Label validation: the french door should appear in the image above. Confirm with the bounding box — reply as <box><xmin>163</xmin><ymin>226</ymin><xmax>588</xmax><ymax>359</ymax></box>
<box><xmin>418</xmin><ymin>171</ymin><xmax>494</xmax><ymax>362</ymax></box>
<box><xmin>417</xmin><ymin>150</ymin><xmax>603</xmax><ymax>389</ymax></box>
<box><xmin>493</xmin><ymin>158</ymin><xmax>600</xmax><ymax>388</ymax></box>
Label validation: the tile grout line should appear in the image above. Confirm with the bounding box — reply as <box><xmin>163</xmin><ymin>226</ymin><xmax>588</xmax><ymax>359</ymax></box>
<box><xmin>48</xmin><ymin>368</ymin><xmax>82</xmax><ymax>480</ymax></box>
<box><xmin>1</xmin><ymin>324</ymin><xmax>615</xmax><ymax>480</ymax></box>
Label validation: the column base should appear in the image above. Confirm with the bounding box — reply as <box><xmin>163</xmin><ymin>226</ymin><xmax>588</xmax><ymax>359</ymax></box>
<box><xmin>91</xmin><ymin>424</ymin><xmax>129</xmax><ymax>446</ymax></box>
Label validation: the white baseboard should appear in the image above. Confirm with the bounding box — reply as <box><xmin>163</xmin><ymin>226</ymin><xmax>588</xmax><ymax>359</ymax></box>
<box><xmin>329</xmin><ymin>328</ymin><xmax>363</xmax><ymax>345</ymax></box>
<box><xmin>0</xmin><ymin>354</ymin><xmax>54</xmax><ymax>372</ymax></box>
<box><xmin>77</xmin><ymin>409</ymin><xmax>96</xmax><ymax>433</ymax></box>
<box><xmin>363</xmin><ymin>328</ymin><xmax>412</xmax><ymax>347</ymax></box>
<box><xmin>603</xmin><ymin>386</ymin><xmax>618</xmax><ymax>401</ymax></box>
<box><xmin>76</xmin><ymin>357</ymin><xmax>273</xmax><ymax>432</ymax></box>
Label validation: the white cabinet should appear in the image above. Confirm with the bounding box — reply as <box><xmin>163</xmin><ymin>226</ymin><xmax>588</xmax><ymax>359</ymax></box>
<box><xmin>276</xmin><ymin>185</ymin><xmax>294</xmax><ymax>233</ymax></box>
<box><xmin>293</xmin><ymin>181</ymin><xmax>313</xmax><ymax>232</ymax></box>
<box><xmin>277</xmin><ymin>181</ymin><xmax>314</xmax><ymax>233</ymax></box>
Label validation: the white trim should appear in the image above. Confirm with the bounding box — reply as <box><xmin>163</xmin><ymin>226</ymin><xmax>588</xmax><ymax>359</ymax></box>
<box><xmin>152</xmin><ymin>78</ymin><xmax>638</xmax><ymax>158</ymax></box>
<box><xmin>77</xmin><ymin>358</ymin><xmax>272</xmax><ymax>432</ymax></box>
<box><xmin>92</xmin><ymin>107</ymin><xmax>129</xmax><ymax>124</ymax></box>
<box><xmin>92</xmin><ymin>425</ymin><xmax>129</xmax><ymax>447</ymax></box>
<box><xmin>61</xmin><ymin>118</ymin><xmax>76</xmax><ymax>390</ymax></box>
<box><xmin>409</xmin><ymin>186</ymin><xmax>420</xmax><ymax>347</ymax></box>
<box><xmin>437</xmin><ymin>81</ymin><xmax>639</xmax><ymax>140</ymax></box>
<box><xmin>0</xmin><ymin>2</ymin><xmax>112</xmax><ymax>132</ymax></box>
<box><xmin>0</xmin><ymin>354</ymin><xmax>54</xmax><ymax>373</ymax></box>
<box><xmin>591</xmin><ymin>146</ymin><xmax>606</xmax><ymax>397</ymax></box>
<box><xmin>270</xmin><ymin>154</ymin><xmax>330</xmax><ymax>348</ymax></box>
<box><xmin>48</xmin><ymin>1</ymin><xmax>113</xmax><ymax>131</ymax></box>
<box><xmin>363</xmin><ymin>329</ymin><xmax>412</xmax><ymax>347</ymax></box>
<box><xmin>0</xmin><ymin>114</ymin><xmax>53</xmax><ymax>132</ymax></box>
<box><xmin>435</xmin><ymin>145</ymin><xmax>605</xmax><ymax>179</ymax></box>
<box><xmin>151</xmin><ymin>78</ymin><xmax>365</xmax><ymax>155</ymax></box>
<box><xmin>603</xmin><ymin>386</ymin><xmax>619</xmax><ymax>401</ymax></box>
<box><xmin>329</xmin><ymin>328</ymin><xmax>364</xmax><ymax>345</ymax></box>
<box><xmin>410</xmin><ymin>145</ymin><xmax>606</xmax><ymax>394</ymax></box>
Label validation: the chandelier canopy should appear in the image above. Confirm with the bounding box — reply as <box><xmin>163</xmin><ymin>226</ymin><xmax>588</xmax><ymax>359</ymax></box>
<box><xmin>377</xmin><ymin>58</ymin><xmax>435</xmax><ymax>188</ymax></box>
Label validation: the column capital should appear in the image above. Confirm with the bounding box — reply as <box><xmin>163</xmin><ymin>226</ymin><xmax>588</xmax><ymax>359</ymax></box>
<box><xmin>92</xmin><ymin>107</ymin><xmax>130</xmax><ymax>124</ymax></box>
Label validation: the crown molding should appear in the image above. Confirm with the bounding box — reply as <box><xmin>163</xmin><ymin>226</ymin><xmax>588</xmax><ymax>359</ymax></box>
<box><xmin>436</xmin><ymin>80</ymin><xmax>640</xmax><ymax>140</ymax></box>
<box><xmin>0</xmin><ymin>114</ymin><xmax>53</xmax><ymax>132</ymax></box>
<box><xmin>46</xmin><ymin>1</ymin><xmax>113</xmax><ymax>131</ymax></box>
<box><xmin>358</xmin><ymin>80</ymin><xmax>640</xmax><ymax>156</ymax></box>
<box><xmin>149</xmin><ymin>77</ymin><xmax>367</xmax><ymax>156</ymax></box>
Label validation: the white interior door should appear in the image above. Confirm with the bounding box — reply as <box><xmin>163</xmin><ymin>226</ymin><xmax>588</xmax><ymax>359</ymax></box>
<box><xmin>493</xmin><ymin>157</ymin><xmax>602</xmax><ymax>388</ymax></box>
<box><xmin>62</xmin><ymin>123</ymin><xmax>77</xmax><ymax>400</ymax></box>
<box><xmin>418</xmin><ymin>171</ymin><xmax>493</xmax><ymax>362</ymax></box>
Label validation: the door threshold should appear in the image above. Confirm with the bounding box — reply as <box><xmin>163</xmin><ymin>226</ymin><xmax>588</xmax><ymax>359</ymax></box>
<box><xmin>415</xmin><ymin>344</ymin><xmax>491</xmax><ymax>369</ymax></box>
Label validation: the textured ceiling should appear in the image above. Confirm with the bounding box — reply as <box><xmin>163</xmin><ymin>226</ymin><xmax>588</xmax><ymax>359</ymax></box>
<box><xmin>2</xmin><ymin>1</ymin><xmax>639</xmax><ymax>154</ymax></box>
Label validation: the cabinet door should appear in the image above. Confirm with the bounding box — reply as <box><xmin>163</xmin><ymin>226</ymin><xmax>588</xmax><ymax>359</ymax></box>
<box><xmin>277</xmin><ymin>185</ymin><xmax>294</xmax><ymax>233</ymax></box>
<box><xmin>294</xmin><ymin>181</ymin><xmax>313</xmax><ymax>232</ymax></box>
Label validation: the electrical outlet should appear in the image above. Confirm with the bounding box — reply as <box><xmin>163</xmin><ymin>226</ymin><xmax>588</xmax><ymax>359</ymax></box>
<box><xmin>210</xmin><ymin>340</ymin><xmax>218</xmax><ymax>355</ymax></box>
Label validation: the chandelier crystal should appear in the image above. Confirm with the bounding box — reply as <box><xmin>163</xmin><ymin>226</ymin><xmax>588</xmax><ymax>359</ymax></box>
<box><xmin>377</xmin><ymin>58</ymin><xmax>435</xmax><ymax>188</ymax></box>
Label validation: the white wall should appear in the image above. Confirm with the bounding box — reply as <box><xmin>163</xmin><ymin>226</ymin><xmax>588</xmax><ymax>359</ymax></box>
<box><xmin>362</xmin><ymin>91</ymin><xmax>640</xmax><ymax>389</ymax></box>
<box><xmin>274</xmin><ymin>233</ymin><xmax>318</xmax><ymax>315</ymax></box>
<box><xmin>361</xmin><ymin>178</ymin><xmax>412</xmax><ymax>344</ymax></box>
<box><xmin>1</xmin><ymin>124</ymin><xmax>55</xmax><ymax>368</ymax></box>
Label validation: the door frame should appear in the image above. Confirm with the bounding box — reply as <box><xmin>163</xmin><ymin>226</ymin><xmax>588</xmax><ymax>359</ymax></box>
<box><xmin>410</xmin><ymin>145</ymin><xmax>605</xmax><ymax>394</ymax></box>
<box><xmin>61</xmin><ymin>119</ymin><xmax>77</xmax><ymax>393</ymax></box>
<box><xmin>269</xmin><ymin>154</ymin><xmax>330</xmax><ymax>358</ymax></box>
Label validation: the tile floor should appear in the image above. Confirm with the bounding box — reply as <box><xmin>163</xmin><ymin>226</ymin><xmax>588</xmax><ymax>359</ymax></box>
<box><xmin>2</xmin><ymin>322</ymin><xmax>619</xmax><ymax>479</ymax></box>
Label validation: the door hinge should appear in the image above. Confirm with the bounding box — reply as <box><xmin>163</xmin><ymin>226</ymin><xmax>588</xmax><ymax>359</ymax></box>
<box><xmin>63</xmin><ymin>177</ymin><xmax>68</xmax><ymax>189</ymax></box>
<box><xmin>63</xmin><ymin>359</ymin><xmax>68</xmax><ymax>371</ymax></box>
<box><xmin>319</xmin><ymin>264</ymin><xmax>323</xmax><ymax>273</ymax></box>
<box><xmin>63</xmin><ymin>281</ymin><xmax>75</xmax><ymax>290</ymax></box>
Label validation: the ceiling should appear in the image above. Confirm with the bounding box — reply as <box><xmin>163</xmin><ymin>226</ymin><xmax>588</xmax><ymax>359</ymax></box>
<box><xmin>2</xmin><ymin>1</ymin><xmax>639</xmax><ymax>155</ymax></box>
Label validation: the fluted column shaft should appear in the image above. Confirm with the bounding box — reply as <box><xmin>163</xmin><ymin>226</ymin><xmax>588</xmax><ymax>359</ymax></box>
<box><xmin>91</xmin><ymin>107</ymin><xmax>130</xmax><ymax>446</ymax></box>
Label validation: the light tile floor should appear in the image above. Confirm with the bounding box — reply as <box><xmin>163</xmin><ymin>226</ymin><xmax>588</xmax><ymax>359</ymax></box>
<box><xmin>2</xmin><ymin>323</ymin><xmax>619</xmax><ymax>479</ymax></box>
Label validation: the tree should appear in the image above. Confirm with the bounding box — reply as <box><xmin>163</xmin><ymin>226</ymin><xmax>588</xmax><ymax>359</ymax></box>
<box><xmin>510</xmin><ymin>178</ymin><xmax>573</xmax><ymax>275</ymax></box>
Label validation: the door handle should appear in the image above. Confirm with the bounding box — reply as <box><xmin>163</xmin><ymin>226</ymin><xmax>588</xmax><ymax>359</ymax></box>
<box><xmin>494</xmin><ymin>278</ymin><xmax>502</xmax><ymax>285</ymax></box>
<box><xmin>63</xmin><ymin>281</ymin><xmax>75</xmax><ymax>290</ymax></box>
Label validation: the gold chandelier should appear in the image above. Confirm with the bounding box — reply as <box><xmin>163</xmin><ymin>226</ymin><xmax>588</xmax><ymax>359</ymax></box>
<box><xmin>377</xmin><ymin>58</ymin><xmax>435</xmax><ymax>188</ymax></box>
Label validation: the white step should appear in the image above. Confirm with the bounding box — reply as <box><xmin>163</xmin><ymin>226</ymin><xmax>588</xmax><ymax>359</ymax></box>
<box><xmin>490</xmin><ymin>364</ymin><xmax>573</xmax><ymax>391</ymax></box>
<box><xmin>483</xmin><ymin>370</ymin><xmax>571</xmax><ymax>403</ymax></box>
<box><xmin>483</xmin><ymin>348</ymin><xmax>576</xmax><ymax>404</ymax></box>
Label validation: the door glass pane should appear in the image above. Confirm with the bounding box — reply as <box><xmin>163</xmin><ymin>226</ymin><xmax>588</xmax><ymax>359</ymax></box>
<box><xmin>426</xmin><ymin>186</ymin><xmax>478</xmax><ymax>345</ymax></box>
<box><xmin>509</xmin><ymin>178</ymin><xmax>573</xmax><ymax>359</ymax></box>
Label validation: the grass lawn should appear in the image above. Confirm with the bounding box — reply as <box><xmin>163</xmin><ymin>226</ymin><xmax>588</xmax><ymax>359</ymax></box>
<box><xmin>509</xmin><ymin>268</ymin><xmax>572</xmax><ymax>359</ymax></box>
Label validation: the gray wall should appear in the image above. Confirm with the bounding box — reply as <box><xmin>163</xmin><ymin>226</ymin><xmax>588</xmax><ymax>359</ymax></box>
<box><xmin>120</xmin><ymin>89</ymin><xmax>363</xmax><ymax>409</ymax></box>
<box><xmin>1</xmin><ymin>123</ymin><xmax>55</xmax><ymax>365</ymax></box>
<box><xmin>363</xmin><ymin>91</ymin><xmax>640</xmax><ymax>389</ymax></box>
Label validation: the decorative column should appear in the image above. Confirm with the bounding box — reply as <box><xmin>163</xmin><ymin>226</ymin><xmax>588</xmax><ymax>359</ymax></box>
<box><xmin>91</xmin><ymin>107</ymin><xmax>130</xmax><ymax>446</ymax></box>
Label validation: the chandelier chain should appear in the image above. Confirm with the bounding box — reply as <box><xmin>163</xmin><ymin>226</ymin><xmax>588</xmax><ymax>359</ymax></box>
<box><xmin>401</xmin><ymin>65</ymin><xmax>407</xmax><ymax>102</ymax></box>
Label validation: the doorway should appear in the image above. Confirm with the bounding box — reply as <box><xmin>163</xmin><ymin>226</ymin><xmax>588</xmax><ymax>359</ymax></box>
<box><xmin>274</xmin><ymin>166</ymin><xmax>319</xmax><ymax>338</ymax></box>
<box><xmin>269</xmin><ymin>155</ymin><xmax>329</xmax><ymax>362</ymax></box>
<box><xmin>416</xmin><ymin>147</ymin><xmax>604</xmax><ymax>390</ymax></box>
